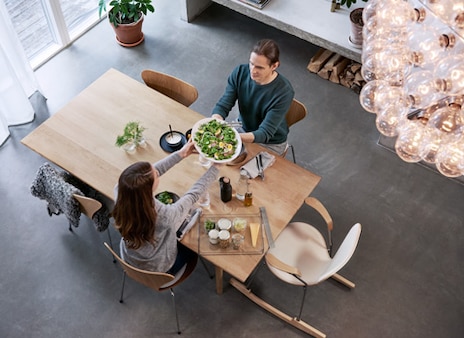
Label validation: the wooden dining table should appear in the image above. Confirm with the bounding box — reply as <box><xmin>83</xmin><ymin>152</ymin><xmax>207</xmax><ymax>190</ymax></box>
<box><xmin>22</xmin><ymin>68</ymin><xmax>321</xmax><ymax>294</ymax></box>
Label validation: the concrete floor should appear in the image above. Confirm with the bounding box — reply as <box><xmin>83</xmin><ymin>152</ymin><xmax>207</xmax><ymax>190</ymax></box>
<box><xmin>1</xmin><ymin>1</ymin><xmax>463</xmax><ymax>337</ymax></box>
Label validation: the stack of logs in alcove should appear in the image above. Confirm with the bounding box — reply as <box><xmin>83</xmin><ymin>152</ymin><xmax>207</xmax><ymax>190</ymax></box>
<box><xmin>307</xmin><ymin>48</ymin><xmax>365</xmax><ymax>94</ymax></box>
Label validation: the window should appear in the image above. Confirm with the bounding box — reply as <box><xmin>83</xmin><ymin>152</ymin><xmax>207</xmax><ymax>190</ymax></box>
<box><xmin>4</xmin><ymin>0</ymin><xmax>101</xmax><ymax>70</ymax></box>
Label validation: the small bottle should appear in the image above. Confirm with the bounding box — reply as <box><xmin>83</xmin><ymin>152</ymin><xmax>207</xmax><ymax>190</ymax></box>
<box><xmin>244</xmin><ymin>181</ymin><xmax>253</xmax><ymax>207</ymax></box>
<box><xmin>219</xmin><ymin>176</ymin><xmax>232</xmax><ymax>203</ymax></box>
<box><xmin>236</xmin><ymin>169</ymin><xmax>248</xmax><ymax>201</ymax></box>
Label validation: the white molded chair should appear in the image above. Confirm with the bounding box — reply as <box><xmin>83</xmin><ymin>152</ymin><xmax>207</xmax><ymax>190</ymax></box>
<box><xmin>104</xmin><ymin>242</ymin><xmax>198</xmax><ymax>334</ymax></box>
<box><xmin>141</xmin><ymin>69</ymin><xmax>199</xmax><ymax>107</ymax></box>
<box><xmin>230</xmin><ymin>197</ymin><xmax>362</xmax><ymax>338</ymax></box>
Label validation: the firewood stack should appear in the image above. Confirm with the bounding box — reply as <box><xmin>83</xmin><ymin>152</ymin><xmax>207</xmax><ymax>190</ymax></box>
<box><xmin>307</xmin><ymin>48</ymin><xmax>365</xmax><ymax>94</ymax></box>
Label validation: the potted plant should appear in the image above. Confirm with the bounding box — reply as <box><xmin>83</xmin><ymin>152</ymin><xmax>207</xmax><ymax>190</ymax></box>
<box><xmin>349</xmin><ymin>7</ymin><xmax>364</xmax><ymax>47</ymax></box>
<box><xmin>98</xmin><ymin>0</ymin><xmax>155</xmax><ymax>47</ymax></box>
<box><xmin>115</xmin><ymin>121</ymin><xmax>147</xmax><ymax>153</ymax></box>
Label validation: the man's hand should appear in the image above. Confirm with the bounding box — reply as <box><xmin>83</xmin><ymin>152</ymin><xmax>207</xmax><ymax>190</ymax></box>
<box><xmin>239</xmin><ymin>132</ymin><xmax>255</xmax><ymax>143</ymax></box>
<box><xmin>212</xmin><ymin>114</ymin><xmax>224</xmax><ymax>121</ymax></box>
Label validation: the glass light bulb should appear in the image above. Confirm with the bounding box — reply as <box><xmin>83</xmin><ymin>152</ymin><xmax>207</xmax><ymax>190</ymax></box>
<box><xmin>404</xmin><ymin>70</ymin><xmax>439</xmax><ymax>109</ymax></box>
<box><xmin>434</xmin><ymin>55</ymin><xmax>464</xmax><ymax>95</ymax></box>
<box><xmin>425</xmin><ymin>0</ymin><xmax>464</xmax><ymax>30</ymax></box>
<box><xmin>435</xmin><ymin>139</ymin><xmax>464</xmax><ymax>177</ymax></box>
<box><xmin>367</xmin><ymin>48</ymin><xmax>412</xmax><ymax>85</ymax></box>
<box><xmin>407</xmin><ymin>24</ymin><xmax>446</xmax><ymax>68</ymax></box>
<box><xmin>376</xmin><ymin>0</ymin><xmax>416</xmax><ymax>28</ymax></box>
<box><xmin>364</xmin><ymin>15</ymin><xmax>409</xmax><ymax>45</ymax></box>
<box><xmin>395</xmin><ymin>120</ymin><xmax>427</xmax><ymax>162</ymax></box>
<box><xmin>428</xmin><ymin>103</ymin><xmax>464</xmax><ymax>140</ymax></box>
<box><xmin>418</xmin><ymin>125</ymin><xmax>445</xmax><ymax>163</ymax></box>
<box><xmin>359</xmin><ymin>80</ymin><xmax>388</xmax><ymax>113</ymax></box>
<box><xmin>376</xmin><ymin>101</ymin><xmax>409</xmax><ymax>137</ymax></box>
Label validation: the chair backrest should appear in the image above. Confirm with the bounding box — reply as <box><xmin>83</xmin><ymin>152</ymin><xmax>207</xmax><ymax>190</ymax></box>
<box><xmin>141</xmin><ymin>69</ymin><xmax>199</xmax><ymax>107</ymax></box>
<box><xmin>103</xmin><ymin>242</ymin><xmax>175</xmax><ymax>291</ymax></box>
<box><xmin>318</xmin><ymin>223</ymin><xmax>362</xmax><ymax>283</ymax></box>
<box><xmin>285</xmin><ymin>99</ymin><xmax>307</xmax><ymax>128</ymax></box>
<box><xmin>73</xmin><ymin>194</ymin><xmax>102</xmax><ymax>219</ymax></box>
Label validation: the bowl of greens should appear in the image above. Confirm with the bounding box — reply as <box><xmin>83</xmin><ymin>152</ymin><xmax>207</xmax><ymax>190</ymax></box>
<box><xmin>191</xmin><ymin>118</ymin><xmax>242</xmax><ymax>163</ymax></box>
<box><xmin>155</xmin><ymin>191</ymin><xmax>180</xmax><ymax>205</ymax></box>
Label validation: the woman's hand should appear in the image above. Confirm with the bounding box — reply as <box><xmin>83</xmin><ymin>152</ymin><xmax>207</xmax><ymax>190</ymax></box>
<box><xmin>178</xmin><ymin>138</ymin><xmax>196</xmax><ymax>158</ymax></box>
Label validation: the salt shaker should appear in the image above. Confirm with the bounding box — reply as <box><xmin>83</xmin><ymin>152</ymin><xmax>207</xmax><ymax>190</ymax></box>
<box><xmin>219</xmin><ymin>176</ymin><xmax>232</xmax><ymax>202</ymax></box>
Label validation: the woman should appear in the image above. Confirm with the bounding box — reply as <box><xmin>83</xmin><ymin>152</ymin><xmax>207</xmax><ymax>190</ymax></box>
<box><xmin>112</xmin><ymin>140</ymin><xmax>219</xmax><ymax>274</ymax></box>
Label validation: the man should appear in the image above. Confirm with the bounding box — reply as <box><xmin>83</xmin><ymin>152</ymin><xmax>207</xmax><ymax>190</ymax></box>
<box><xmin>212</xmin><ymin>39</ymin><xmax>295</xmax><ymax>155</ymax></box>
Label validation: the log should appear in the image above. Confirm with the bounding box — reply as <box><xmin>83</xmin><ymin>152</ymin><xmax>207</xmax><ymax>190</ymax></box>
<box><xmin>329</xmin><ymin>58</ymin><xmax>350</xmax><ymax>84</ymax></box>
<box><xmin>307</xmin><ymin>48</ymin><xmax>335</xmax><ymax>73</ymax></box>
<box><xmin>350</xmin><ymin>63</ymin><xmax>362</xmax><ymax>73</ymax></box>
<box><xmin>354</xmin><ymin>71</ymin><xmax>364</xmax><ymax>84</ymax></box>
<box><xmin>318</xmin><ymin>53</ymin><xmax>345</xmax><ymax>80</ymax></box>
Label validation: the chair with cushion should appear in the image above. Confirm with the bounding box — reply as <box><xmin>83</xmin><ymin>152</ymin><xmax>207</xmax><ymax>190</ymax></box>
<box><xmin>282</xmin><ymin>99</ymin><xmax>307</xmax><ymax>163</ymax></box>
<box><xmin>230</xmin><ymin>197</ymin><xmax>362</xmax><ymax>338</ymax></box>
<box><xmin>141</xmin><ymin>69</ymin><xmax>199</xmax><ymax>107</ymax></box>
<box><xmin>103</xmin><ymin>242</ymin><xmax>198</xmax><ymax>334</ymax></box>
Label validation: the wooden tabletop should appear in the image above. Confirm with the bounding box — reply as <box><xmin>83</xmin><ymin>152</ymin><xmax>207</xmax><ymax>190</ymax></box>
<box><xmin>22</xmin><ymin>68</ymin><xmax>321</xmax><ymax>290</ymax></box>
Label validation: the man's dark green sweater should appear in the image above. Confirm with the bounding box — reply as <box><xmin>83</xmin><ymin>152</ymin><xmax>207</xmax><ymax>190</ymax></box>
<box><xmin>212</xmin><ymin>64</ymin><xmax>294</xmax><ymax>144</ymax></box>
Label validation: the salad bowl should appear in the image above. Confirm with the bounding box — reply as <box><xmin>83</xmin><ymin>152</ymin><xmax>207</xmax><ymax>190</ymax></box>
<box><xmin>191</xmin><ymin>118</ymin><xmax>242</xmax><ymax>163</ymax></box>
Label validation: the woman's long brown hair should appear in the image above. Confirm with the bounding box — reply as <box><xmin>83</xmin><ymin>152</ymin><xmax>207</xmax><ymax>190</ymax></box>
<box><xmin>112</xmin><ymin>161</ymin><xmax>157</xmax><ymax>249</ymax></box>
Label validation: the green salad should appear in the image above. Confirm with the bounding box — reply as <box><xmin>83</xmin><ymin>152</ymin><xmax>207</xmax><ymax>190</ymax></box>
<box><xmin>204</xmin><ymin>219</ymin><xmax>216</xmax><ymax>232</ymax></box>
<box><xmin>194</xmin><ymin>119</ymin><xmax>238</xmax><ymax>160</ymax></box>
<box><xmin>156</xmin><ymin>191</ymin><xmax>177</xmax><ymax>204</ymax></box>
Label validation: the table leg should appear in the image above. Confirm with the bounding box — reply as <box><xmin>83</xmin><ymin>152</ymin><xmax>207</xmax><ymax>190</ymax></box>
<box><xmin>215</xmin><ymin>266</ymin><xmax>223</xmax><ymax>294</ymax></box>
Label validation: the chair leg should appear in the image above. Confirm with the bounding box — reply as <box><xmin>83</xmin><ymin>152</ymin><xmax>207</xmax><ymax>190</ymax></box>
<box><xmin>170</xmin><ymin>288</ymin><xmax>181</xmax><ymax>334</ymax></box>
<box><xmin>290</xmin><ymin>145</ymin><xmax>296</xmax><ymax>163</ymax></box>
<box><xmin>297</xmin><ymin>285</ymin><xmax>307</xmax><ymax>321</ymax></box>
<box><xmin>331</xmin><ymin>273</ymin><xmax>355</xmax><ymax>289</ymax></box>
<box><xmin>245</xmin><ymin>258</ymin><xmax>265</xmax><ymax>289</ymax></box>
<box><xmin>119</xmin><ymin>271</ymin><xmax>126</xmax><ymax>303</ymax></box>
<box><xmin>106</xmin><ymin>228</ymin><xmax>116</xmax><ymax>263</ymax></box>
<box><xmin>230</xmin><ymin>278</ymin><xmax>326</xmax><ymax>338</ymax></box>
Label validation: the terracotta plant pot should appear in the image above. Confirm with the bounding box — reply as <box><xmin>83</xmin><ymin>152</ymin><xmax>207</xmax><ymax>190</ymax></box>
<box><xmin>110</xmin><ymin>14</ymin><xmax>144</xmax><ymax>47</ymax></box>
<box><xmin>349</xmin><ymin>8</ymin><xmax>364</xmax><ymax>48</ymax></box>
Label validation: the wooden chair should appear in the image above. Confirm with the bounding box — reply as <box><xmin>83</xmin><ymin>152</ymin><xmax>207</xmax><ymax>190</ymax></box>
<box><xmin>73</xmin><ymin>194</ymin><xmax>115</xmax><ymax>259</ymax></box>
<box><xmin>230</xmin><ymin>197</ymin><xmax>362</xmax><ymax>338</ymax></box>
<box><xmin>72</xmin><ymin>194</ymin><xmax>102</xmax><ymax>221</ymax></box>
<box><xmin>103</xmin><ymin>242</ymin><xmax>198</xmax><ymax>334</ymax></box>
<box><xmin>282</xmin><ymin>99</ymin><xmax>307</xmax><ymax>163</ymax></box>
<box><xmin>141</xmin><ymin>69</ymin><xmax>199</xmax><ymax>107</ymax></box>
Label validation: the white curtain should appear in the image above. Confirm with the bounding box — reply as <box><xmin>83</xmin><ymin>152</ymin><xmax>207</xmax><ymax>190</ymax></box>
<box><xmin>0</xmin><ymin>0</ymin><xmax>38</xmax><ymax>146</ymax></box>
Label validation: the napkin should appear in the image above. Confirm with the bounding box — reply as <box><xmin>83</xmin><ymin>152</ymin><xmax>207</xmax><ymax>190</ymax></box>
<box><xmin>240</xmin><ymin>151</ymin><xmax>275</xmax><ymax>179</ymax></box>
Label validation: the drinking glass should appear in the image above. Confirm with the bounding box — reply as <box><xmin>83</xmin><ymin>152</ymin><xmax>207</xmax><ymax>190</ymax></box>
<box><xmin>198</xmin><ymin>154</ymin><xmax>211</xmax><ymax>167</ymax></box>
<box><xmin>198</xmin><ymin>191</ymin><xmax>210</xmax><ymax>208</ymax></box>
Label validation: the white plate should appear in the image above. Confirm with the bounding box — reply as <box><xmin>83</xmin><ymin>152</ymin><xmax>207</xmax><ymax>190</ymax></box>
<box><xmin>191</xmin><ymin>118</ymin><xmax>242</xmax><ymax>163</ymax></box>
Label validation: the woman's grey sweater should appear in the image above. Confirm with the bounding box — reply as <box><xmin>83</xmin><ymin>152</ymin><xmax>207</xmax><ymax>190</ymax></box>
<box><xmin>120</xmin><ymin>152</ymin><xmax>218</xmax><ymax>272</ymax></box>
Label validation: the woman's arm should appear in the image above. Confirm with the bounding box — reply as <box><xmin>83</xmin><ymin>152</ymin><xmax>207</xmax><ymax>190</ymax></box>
<box><xmin>156</xmin><ymin>164</ymin><xmax>220</xmax><ymax>228</ymax></box>
<box><xmin>153</xmin><ymin>140</ymin><xmax>195</xmax><ymax>176</ymax></box>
